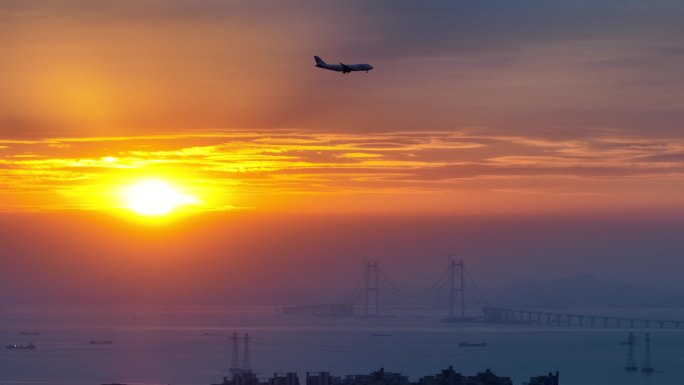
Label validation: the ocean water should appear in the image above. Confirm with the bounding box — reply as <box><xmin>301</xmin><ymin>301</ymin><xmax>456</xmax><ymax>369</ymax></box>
<box><xmin>1</xmin><ymin>306</ymin><xmax>683</xmax><ymax>385</ymax></box>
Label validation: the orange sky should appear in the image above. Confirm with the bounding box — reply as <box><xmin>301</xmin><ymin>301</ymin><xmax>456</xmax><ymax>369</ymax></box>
<box><xmin>2</xmin><ymin>2</ymin><xmax>684</xmax><ymax>217</ymax></box>
<box><xmin>3</xmin><ymin>2</ymin><xmax>684</xmax><ymax>305</ymax></box>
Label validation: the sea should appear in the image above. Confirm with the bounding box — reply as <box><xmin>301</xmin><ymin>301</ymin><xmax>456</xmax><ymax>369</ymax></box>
<box><xmin>1</xmin><ymin>306</ymin><xmax>683</xmax><ymax>385</ymax></box>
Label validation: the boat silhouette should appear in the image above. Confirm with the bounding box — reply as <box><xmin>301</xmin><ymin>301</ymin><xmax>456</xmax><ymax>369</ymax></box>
<box><xmin>6</xmin><ymin>343</ymin><xmax>36</xmax><ymax>350</ymax></box>
<box><xmin>458</xmin><ymin>341</ymin><xmax>487</xmax><ymax>347</ymax></box>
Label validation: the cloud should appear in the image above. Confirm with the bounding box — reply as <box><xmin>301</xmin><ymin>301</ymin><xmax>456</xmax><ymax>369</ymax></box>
<box><xmin>1</xmin><ymin>129</ymin><xmax>684</xmax><ymax>213</ymax></box>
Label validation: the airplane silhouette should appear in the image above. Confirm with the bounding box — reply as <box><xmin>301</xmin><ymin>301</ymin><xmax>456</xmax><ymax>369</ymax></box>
<box><xmin>314</xmin><ymin>56</ymin><xmax>373</xmax><ymax>74</ymax></box>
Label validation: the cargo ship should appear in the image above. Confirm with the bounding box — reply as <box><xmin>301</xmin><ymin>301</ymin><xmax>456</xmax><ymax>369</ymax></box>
<box><xmin>6</xmin><ymin>343</ymin><xmax>36</xmax><ymax>350</ymax></box>
<box><xmin>458</xmin><ymin>341</ymin><xmax>487</xmax><ymax>347</ymax></box>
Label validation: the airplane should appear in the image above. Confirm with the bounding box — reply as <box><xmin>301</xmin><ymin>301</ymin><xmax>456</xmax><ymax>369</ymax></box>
<box><xmin>314</xmin><ymin>56</ymin><xmax>373</xmax><ymax>74</ymax></box>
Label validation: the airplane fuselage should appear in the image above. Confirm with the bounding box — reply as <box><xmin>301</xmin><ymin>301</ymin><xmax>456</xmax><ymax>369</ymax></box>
<box><xmin>314</xmin><ymin>56</ymin><xmax>373</xmax><ymax>74</ymax></box>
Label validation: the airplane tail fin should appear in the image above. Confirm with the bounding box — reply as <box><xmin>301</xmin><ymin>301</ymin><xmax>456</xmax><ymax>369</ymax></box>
<box><xmin>314</xmin><ymin>56</ymin><xmax>327</xmax><ymax>66</ymax></box>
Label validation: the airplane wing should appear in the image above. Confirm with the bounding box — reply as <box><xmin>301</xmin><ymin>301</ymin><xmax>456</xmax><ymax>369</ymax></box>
<box><xmin>340</xmin><ymin>63</ymin><xmax>352</xmax><ymax>73</ymax></box>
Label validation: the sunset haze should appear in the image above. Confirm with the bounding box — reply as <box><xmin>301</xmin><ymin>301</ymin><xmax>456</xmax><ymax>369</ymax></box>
<box><xmin>2</xmin><ymin>1</ymin><xmax>684</xmax><ymax>306</ymax></box>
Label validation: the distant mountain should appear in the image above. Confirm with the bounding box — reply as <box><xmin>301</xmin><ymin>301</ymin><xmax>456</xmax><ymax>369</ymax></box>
<box><xmin>489</xmin><ymin>275</ymin><xmax>684</xmax><ymax>309</ymax></box>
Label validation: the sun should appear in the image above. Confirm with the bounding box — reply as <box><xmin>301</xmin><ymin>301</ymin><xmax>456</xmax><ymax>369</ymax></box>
<box><xmin>122</xmin><ymin>179</ymin><xmax>198</xmax><ymax>216</ymax></box>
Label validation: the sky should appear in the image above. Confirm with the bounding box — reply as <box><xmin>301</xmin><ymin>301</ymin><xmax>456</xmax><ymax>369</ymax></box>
<box><xmin>1</xmin><ymin>1</ymin><xmax>684</xmax><ymax>304</ymax></box>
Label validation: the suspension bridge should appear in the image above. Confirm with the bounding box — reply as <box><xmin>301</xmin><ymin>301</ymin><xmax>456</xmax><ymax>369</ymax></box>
<box><xmin>283</xmin><ymin>260</ymin><xmax>482</xmax><ymax>321</ymax></box>
<box><xmin>282</xmin><ymin>261</ymin><xmax>684</xmax><ymax>329</ymax></box>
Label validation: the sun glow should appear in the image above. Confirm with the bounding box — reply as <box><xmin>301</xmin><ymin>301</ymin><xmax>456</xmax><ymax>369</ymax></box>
<box><xmin>122</xmin><ymin>179</ymin><xmax>198</xmax><ymax>216</ymax></box>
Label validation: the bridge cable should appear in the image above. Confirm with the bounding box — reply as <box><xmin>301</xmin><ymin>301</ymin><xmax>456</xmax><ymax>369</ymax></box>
<box><xmin>464</xmin><ymin>266</ymin><xmax>489</xmax><ymax>307</ymax></box>
<box><xmin>377</xmin><ymin>265</ymin><xmax>451</xmax><ymax>300</ymax></box>
<box><xmin>377</xmin><ymin>268</ymin><xmax>441</xmax><ymax>299</ymax></box>
<box><xmin>345</xmin><ymin>270</ymin><xmax>367</xmax><ymax>304</ymax></box>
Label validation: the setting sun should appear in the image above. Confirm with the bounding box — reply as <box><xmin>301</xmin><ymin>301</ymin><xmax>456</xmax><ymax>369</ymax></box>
<box><xmin>122</xmin><ymin>179</ymin><xmax>198</xmax><ymax>216</ymax></box>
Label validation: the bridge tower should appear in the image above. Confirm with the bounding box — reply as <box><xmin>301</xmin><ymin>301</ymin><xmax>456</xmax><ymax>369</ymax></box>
<box><xmin>641</xmin><ymin>332</ymin><xmax>654</xmax><ymax>373</ymax></box>
<box><xmin>624</xmin><ymin>332</ymin><xmax>637</xmax><ymax>371</ymax></box>
<box><xmin>448</xmin><ymin>259</ymin><xmax>466</xmax><ymax>320</ymax></box>
<box><xmin>364</xmin><ymin>262</ymin><xmax>380</xmax><ymax>317</ymax></box>
<box><xmin>229</xmin><ymin>332</ymin><xmax>241</xmax><ymax>376</ymax></box>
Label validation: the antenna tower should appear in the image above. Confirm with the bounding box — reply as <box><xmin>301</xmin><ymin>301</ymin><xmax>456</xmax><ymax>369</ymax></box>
<box><xmin>229</xmin><ymin>332</ymin><xmax>241</xmax><ymax>375</ymax></box>
<box><xmin>242</xmin><ymin>333</ymin><xmax>252</xmax><ymax>373</ymax></box>
<box><xmin>641</xmin><ymin>332</ymin><xmax>654</xmax><ymax>373</ymax></box>
<box><xmin>624</xmin><ymin>331</ymin><xmax>637</xmax><ymax>371</ymax></box>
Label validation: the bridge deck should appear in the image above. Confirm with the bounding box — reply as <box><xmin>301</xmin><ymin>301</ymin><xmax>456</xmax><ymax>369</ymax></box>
<box><xmin>483</xmin><ymin>307</ymin><xmax>684</xmax><ymax>329</ymax></box>
<box><xmin>282</xmin><ymin>304</ymin><xmax>684</xmax><ymax>329</ymax></box>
